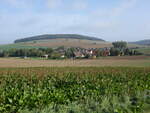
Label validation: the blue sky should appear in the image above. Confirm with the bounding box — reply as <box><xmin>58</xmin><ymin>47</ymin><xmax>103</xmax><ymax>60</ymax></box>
<box><xmin>0</xmin><ymin>0</ymin><xmax>150</xmax><ymax>44</ymax></box>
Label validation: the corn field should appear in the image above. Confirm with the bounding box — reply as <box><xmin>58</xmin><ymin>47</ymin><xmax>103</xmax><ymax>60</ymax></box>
<box><xmin>0</xmin><ymin>67</ymin><xmax>150</xmax><ymax>113</ymax></box>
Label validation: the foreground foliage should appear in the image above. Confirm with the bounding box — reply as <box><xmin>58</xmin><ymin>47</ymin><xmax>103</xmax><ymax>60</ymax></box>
<box><xmin>0</xmin><ymin>67</ymin><xmax>150</xmax><ymax>113</ymax></box>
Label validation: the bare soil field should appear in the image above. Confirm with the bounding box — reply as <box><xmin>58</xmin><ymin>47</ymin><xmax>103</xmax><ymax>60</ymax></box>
<box><xmin>0</xmin><ymin>56</ymin><xmax>149</xmax><ymax>67</ymax></box>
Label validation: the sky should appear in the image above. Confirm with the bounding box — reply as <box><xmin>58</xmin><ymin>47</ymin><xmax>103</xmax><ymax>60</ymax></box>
<box><xmin>0</xmin><ymin>0</ymin><xmax>150</xmax><ymax>44</ymax></box>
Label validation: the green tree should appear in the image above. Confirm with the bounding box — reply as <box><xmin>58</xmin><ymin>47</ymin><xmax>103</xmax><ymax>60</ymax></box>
<box><xmin>57</xmin><ymin>46</ymin><xmax>65</xmax><ymax>50</ymax></box>
<box><xmin>96</xmin><ymin>49</ymin><xmax>103</xmax><ymax>57</ymax></box>
<box><xmin>110</xmin><ymin>48</ymin><xmax>120</xmax><ymax>56</ymax></box>
<box><xmin>112</xmin><ymin>41</ymin><xmax>127</xmax><ymax>49</ymax></box>
<box><xmin>65</xmin><ymin>48</ymin><xmax>75</xmax><ymax>58</ymax></box>
<box><xmin>50</xmin><ymin>52</ymin><xmax>62</xmax><ymax>59</ymax></box>
<box><xmin>124</xmin><ymin>48</ymin><xmax>130</xmax><ymax>55</ymax></box>
<box><xmin>45</xmin><ymin>48</ymin><xmax>53</xmax><ymax>54</ymax></box>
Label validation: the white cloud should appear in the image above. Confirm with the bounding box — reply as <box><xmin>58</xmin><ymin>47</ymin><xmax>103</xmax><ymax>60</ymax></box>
<box><xmin>1</xmin><ymin>0</ymin><xmax>149</xmax><ymax>43</ymax></box>
<box><xmin>93</xmin><ymin>0</ymin><xmax>137</xmax><ymax>19</ymax></box>
<box><xmin>46</xmin><ymin>0</ymin><xmax>63</xmax><ymax>9</ymax></box>
<box><xmin>4</xmin><ymin>0</ymin><xmax>25</xmax><ymax>6</ymax></box>
<box><xmin>2</xmin><ymin>0</ymin><xmax>34</xmax><ymax>9</ymax></box>
<box><xmin>5</xmin><ymin>0</ymin><xmax>19</xmax><ymax>5</ymax></box>
<box><xmin>46</xmin><ymin>0</ymin><xmax>88</xmax><ymax>10</ymax></box>
<box><xmin>110</xmin><ymin>0</ymin><xmax>137</xmax><ymax>17</ymax></box>
<box><xmin>87</xmin><ymin>0</ymin><xmax>138</xmax><ymax>35</ymax></box>
<box><xmin>72</xmin><ymin>0</ymin><xmax>88</xmax><ymax>10</ymax></box>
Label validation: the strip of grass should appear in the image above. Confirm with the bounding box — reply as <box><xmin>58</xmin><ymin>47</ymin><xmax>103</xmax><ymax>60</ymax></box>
<box><xmin>135</xmin><ymin>47</ymin><xmax>150</xmax><ymax>55</ymax></box>
<box><xmin>0</xmin><ymin>43</ymin><xmax>47</xmax><ymax>50</ymax></box>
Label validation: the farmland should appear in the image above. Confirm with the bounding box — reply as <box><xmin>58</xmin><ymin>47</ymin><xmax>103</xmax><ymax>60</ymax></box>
<box><xmin>25</xmin><ymin>38</ymin><xmax>112</xmax><ymax>49</ymax></box>
<box><xmin>0</xmin><ymin>43</ymin><xmax>47</xmax><ymax>50</ymax></box>
<box><xmin>1</xmin><ymin>0</ymin><xmax>150</xmax><ymax>113</ymax></box>
<box><xmin>0</xmin><ymin>67</ymin><xmax>150</xmax><ymax>113</ymax></box>
<box><xmin>0</xmin><ymin>38</ymin><xmax>146</xmax><ymax>50</ymax></box>
<box><xmin>134</xmin><ymin>47</ymin><xmax>150</xmax><ymax>55</ymax></box>
<box><xmin>0</xmin><ymin>39</ymin><xmax>110</xmax><ymax>50</ymax></box>
<box><xmin>0</xmin><ymin>56</ymin><xmax>150</xmax><ymax>113</ymax></box>
<box><xmin>0</xmin><ymin>56</ymin><xmax>149</xmax><ymax>67</ymax></box>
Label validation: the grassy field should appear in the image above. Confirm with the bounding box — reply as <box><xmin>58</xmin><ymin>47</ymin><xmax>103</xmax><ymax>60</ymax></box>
<box><xmin>0</xmin><ymin>67</ymin><xmax>150</xmax><ymax>113</ymax></box>
<box><xmin>0</xmin><ymin>56</ymin><xmax>149</xmax><ymax>67</ymax></box>
<box><xmin>0</xmin><ymin>43</ymin><xmax>47</xmax><ymax>50</ymax></box>
<box><xmin>134</xmin><ymin>47</ymin><xmax>150</xmax><ymax>55</ymax></box>
<box><xmin>0</xmin><ymin>39</ymin><xmax>111</xmax><ymax>50</ymax></box>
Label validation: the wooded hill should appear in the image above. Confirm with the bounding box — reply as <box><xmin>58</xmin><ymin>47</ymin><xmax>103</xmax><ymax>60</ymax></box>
<box><xmin>131</xmin><ymin>39</ymin><xmax>150</xmax><ymax>45</ymax></box>
<box><xmin>14</xmin><ymin>34</ymin><xmax>105</xmax><ymax>43</ymax></box>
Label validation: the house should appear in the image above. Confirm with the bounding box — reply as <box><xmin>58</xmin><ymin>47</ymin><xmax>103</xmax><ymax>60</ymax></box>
<box><xmin>24</xmin><ymin>56</ymin><xmax>27</xmax><ymax>59</ymax></box>
<box><xmin>74</xmin><ymin>51</ymin><xmax>85</xmax><ymax>58</ymax></box>
<box><xmin>61</xmin><ymin>55</ymin><xmax>65</xmax><ymax>58</ymax></box>
<box><xmin>92</xmin><ymin>55</ymin><xmax>97</xmax><ymax>59</ymax></box>
<box><xmin>21</xmin><ymin>56</ymin><xmax>27</xmax><ymax>59</ymax></box>
<box><xmin>86</xmin><ymin>49</ymin><xmax>93</xmax><ymax>56</ymax></box>
<box><xmin>42</xmin><ymin>54</ymin><xmax>49</xmax><ymax>59</ymax></box>
<box><xmin>56</xmin><ymin>49</ymin><xmax>66</xmax><ymax>58</ymax></box>
<box><xmin>102</xmin><ymin>48</ymin><xmax>110</xmax><ymax>56</ymax></box>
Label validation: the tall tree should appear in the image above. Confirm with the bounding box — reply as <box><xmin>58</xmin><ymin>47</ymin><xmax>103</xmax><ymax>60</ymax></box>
<box><xmin>112</xmin><ymin>41</ymin><xmax>127</xmax><ymax>49</ymax></box>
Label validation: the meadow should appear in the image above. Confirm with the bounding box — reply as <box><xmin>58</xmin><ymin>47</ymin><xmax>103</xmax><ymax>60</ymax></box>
<box><xmin>0</xmin><ymin>43</ymin><xmax>47</xmax><ymax>50</ymax></box>
<box><xmin>0</xmin><ymin>67</ymin><xmax>150</xmax><ymax>113</ymax></box>
<box><xmin>134</xmin><ymin>48</ymin><xmax>150</xmax><ymax>55</ymax></box>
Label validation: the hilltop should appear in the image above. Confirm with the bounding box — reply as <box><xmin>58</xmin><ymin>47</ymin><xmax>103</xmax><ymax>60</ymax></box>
<box><xmin>0</xmin><ymin>34</ymin><xmax>148</xmax><ymax>50</ymax></box>
<box><xmin>14</xmin><ymin>34</ymin><xmax>105</xmax><ymax>43</ymax></box>
<box><xmin>131</xmin><ymin>39</ymin><xmax>150</xmax><ymax>45</ymax></box>
<box><xmin>10</xmin><ymin>34</ymin><xmax>110</xmax><ymax>49</ymax></box>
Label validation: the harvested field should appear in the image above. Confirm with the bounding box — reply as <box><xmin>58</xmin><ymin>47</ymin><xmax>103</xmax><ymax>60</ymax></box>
<box><xmin>0</xmin><ymin>56</ymin><xmax>149</xmax><ymax>67</ymax></box>
<box><xmin>25</xmin><ymin>38</ymin><xmax>112</xmax><ymax>48</ymax></box>
<box><xmin>24</xmin><ymin>38</ymin><xmax>144</xmax><ymax>49</ymax></box>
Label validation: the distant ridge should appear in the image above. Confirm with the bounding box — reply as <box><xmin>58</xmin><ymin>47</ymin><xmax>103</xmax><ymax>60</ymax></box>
<box><xmin>131</xmin><ymin>39</ymin><xmax>150</xmax><ymax>46</ymax></box>
<box><xmin>14</xmin><ymin>34</ymin><xmax>105</xmax><ymax>43</ymax></box>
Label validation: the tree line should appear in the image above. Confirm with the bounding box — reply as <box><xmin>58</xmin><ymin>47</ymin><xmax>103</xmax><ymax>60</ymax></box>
<box><xmin>0</xmin><ymin>42</ymin><xmax>143</xmax><ymax>59</ymax></box>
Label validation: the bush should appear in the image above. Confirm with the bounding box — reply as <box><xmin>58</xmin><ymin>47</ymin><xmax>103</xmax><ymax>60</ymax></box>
<box><xmin>110</xmin><ymin>48</ymin><xmax>120</xmax><ymax>56</ymax></box>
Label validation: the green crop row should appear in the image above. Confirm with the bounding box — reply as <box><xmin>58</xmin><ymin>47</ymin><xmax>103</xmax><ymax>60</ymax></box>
<box><xmin>0</xmin><ymin>67</ymin><xmax>150</xmax><ymax>113</ymax></box>
<box><xmin>0</xmin><ymin>43</ymin><xmax>47</xmax><ymax>50</ymax></box>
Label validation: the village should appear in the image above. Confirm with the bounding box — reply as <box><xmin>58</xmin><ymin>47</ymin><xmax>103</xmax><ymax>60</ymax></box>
<box><xmin>41</xmin><ymin>46</ymin><xmax>140</xmax><ymax>59</ymax></box>
<box><xmin>43</xmin><ymin>47</ymin><xmax>111</xmax><ymax>59</ymax></box>
<box><xmin>39</xmin><ymin>41</ymin><xmax>140</xmax><ymax>59</ymax></box>
<box><xmin>0</xmin><ymin>41</ymin><xmax>141</xmax><ymax>59</ymax></box>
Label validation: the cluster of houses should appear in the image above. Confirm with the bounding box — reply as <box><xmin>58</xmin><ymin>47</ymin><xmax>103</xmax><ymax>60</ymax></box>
<box><xmin>42</xmin><ymin>47</ymin><xmax>111</xmax><ymax>59</ymax></box>
<box><xmin>73</xmin><ymin>48</ymin><xmax>110</xmax><ymax>58</ymax></box>
<box><xmin>22</xmin><ymin>46</ymin><xmax>139</xmax><ymax>59</ymax></box>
